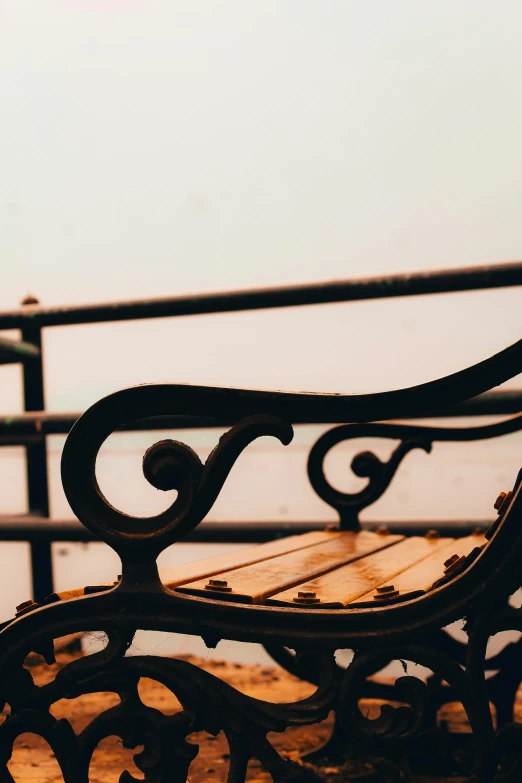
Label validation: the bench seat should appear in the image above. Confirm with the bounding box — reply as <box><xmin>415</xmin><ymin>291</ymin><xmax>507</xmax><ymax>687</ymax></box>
<box><xmin>53</xmin><ymin>528</ymin><xmax>486</xmax><ymax>610</ymax></box>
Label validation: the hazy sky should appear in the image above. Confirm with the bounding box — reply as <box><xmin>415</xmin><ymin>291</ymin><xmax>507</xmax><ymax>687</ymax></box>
<box><xmin>1</xmin><ymin>0</ymin><xmax>521</xmax><ymax>412</ymax></box>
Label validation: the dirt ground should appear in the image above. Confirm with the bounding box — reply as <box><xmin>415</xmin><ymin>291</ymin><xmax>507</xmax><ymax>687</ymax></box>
<box><xmin>1</xmin><ymin>636</ymin><xmax>493</xmax><ymax>782</ymax></box>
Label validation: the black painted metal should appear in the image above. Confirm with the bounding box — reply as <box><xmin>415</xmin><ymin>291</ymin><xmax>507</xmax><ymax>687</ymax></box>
<box><xmin>0</xmin><ymin>515</ymin><xmax>492</xmax><ymax>542</ymax></box>
<box><xmin>0</xmin><ymin>388</ymin><xmax>522</xmax><ymax>447</ymax></box>
<box><xmin>0</xmin><ymin>261</ymin><xmax>520</xmax><ymax>330</ymax></box>
<box><xmin>2</xmin><ymin>357</ymin><xmax>522</xmax><ymax>780</ymax></box>
<box><xmin>307</xmin><ymin>415</ymin><xmax>522</xmax><ymax>529</ymax></box>
<box><xmin>20</xmin><ymin>322</ymin><xmax>54</xmax><ymax>601</ymax></box>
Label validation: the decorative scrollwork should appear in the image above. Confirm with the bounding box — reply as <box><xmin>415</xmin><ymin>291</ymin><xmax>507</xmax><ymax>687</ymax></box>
<box><xmin>307</xmin><ymin>414</ymin><xmax>522</xmax><ymax>528</ymax></box>
<box><xmin>338</xmin><ymin>644</ymin><xmax>481</xmax><ymax>781</ymax></box>
<box><xmin>339</xmin><ymin>646</ymin><xmax>467</xmax><ymax>742</ymax></box>
<box><xmin>59</xmin><ymin>335</ymin><xmax>522</xmax><ymax>553</ymax></box>
<box><xmin>61</xmin><ymin>413</ymin><xmax>293</xmax><ymax>588</ymax></box>
<box><xmin>0</xmin><ymin>622</ymin><xmax>337</xmax><ymax>783</ymax></box>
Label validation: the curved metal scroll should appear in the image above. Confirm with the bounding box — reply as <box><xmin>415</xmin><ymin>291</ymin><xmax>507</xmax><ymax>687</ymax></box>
<box><xmin>62</xmin><ymin>414</ymin><xmax>293</xmax><ymax>587</ymax></box>
<box><xmin>308</xmin><ymin>414</ymin><xmax>522</xmax><ymax>528</ymax></box>
<box><xmin>0</xmin><ymin>625</ymin><xmax>337</xmax><ymax>783</ymax></box>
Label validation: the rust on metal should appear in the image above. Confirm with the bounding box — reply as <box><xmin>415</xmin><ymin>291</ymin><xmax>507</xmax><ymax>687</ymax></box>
<box><xmin>293</xmin><ymin>590</ymin><xmax>321</xmax><ymax>604</ymax></box>
<box><xmin>205</xmin><ymin>578</ymin><xmax>232</xmax><ymax>593</ymax></box>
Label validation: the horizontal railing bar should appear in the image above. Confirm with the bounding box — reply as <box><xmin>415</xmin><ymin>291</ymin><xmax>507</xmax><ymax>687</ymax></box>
<box><xmin>0</xmin><ymin>413</ymin><xmax>227</xmax><ymax>440</ymax></box>
<box><xmin>0</xmin><ymin>336</ymin><xmax>40</xmax><ymax>365</ymax></box>
<box><xmin>0</xmin><ymin>262</ymin><xmax>520</xmax><ymax>329</ymax></box>
<box><xmin>0</xmin><ymin>516</ymin><xmax>490</xmax><ymax>542</ymax></box>
<box><xmin>0</xmin><ymin>390</ymin><xmax>520</xmax><ymax>443</ymax></box>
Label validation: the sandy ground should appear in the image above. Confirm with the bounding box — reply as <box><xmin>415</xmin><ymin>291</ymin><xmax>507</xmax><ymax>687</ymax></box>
<box><xmin>1</xmin><ymin>636</ymin><xmax>487</xmax><ymax>782</ymax></box>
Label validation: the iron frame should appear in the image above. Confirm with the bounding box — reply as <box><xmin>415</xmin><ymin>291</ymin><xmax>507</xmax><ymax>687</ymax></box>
<box><xmin>2</xmin><ymin>339</ymin><xmax>522</xmax><ymax>780</ymax></box>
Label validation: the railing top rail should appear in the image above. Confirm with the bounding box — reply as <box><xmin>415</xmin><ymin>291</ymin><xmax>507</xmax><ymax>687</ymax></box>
<box><xmin>0</xmin><ymin>261</ymin><xmax>520</xmax><ymax>330</ymax></box>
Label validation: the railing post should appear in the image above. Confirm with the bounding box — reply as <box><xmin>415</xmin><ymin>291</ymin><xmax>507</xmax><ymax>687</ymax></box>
<box><xmin>20</xmin><ymin>296</ymin><xmax>53</xmax><ymax>600</ymax></box>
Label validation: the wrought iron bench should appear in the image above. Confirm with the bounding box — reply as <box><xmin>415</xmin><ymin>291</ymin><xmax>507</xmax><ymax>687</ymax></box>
<box><xmin>2</xmin><ymin>338</ymin><xmax>522</xmax><ymax>783</ymax></box>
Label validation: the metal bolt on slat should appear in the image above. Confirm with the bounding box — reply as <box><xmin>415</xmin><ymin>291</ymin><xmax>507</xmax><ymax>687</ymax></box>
<box><xmin>494</xmin><ymin>492</ymin><xmax>507</xmax><ymax>511</ymax></box>
<box><xmin>16</xmin><ymin>599</ymin><xmax>38</xmax><ymax>616</ymax></box>
<box><xmin>496</xmin><ymin>491</ymin><xmax>513</xmax><ymax>516</ymax></box>
<box><xmin>293</xmin><ymin>590</ymin><xmax>320</xmax><ymax>604</ymax></box>
<box><xmin>444</xmin><ymin>554</ymin><xmax>460</xmax><ymax>569</ymax></box>
<box><xmin>443</xmin><ymin>554</ymin><xmax>466</xmax><ymax>574</ymax></box>
<box><xmin>205</xmin><ymin>578</ymin><xmax>232</xmax><ymax>592</ymax></box>
<box><xmin>16</xmin><ymin>599</ymin><xmax>34</xmax><ymax>613</ymax></box>
<box><xmin>425</xmin><ymin>529</ymin><xmax>440</xmax><ymax>540</ymax></box>
<box><xmin>376</xmin><ymin>526</ymin><xmax>389</xmax><ymax>536</ymax></box>
<box><xmin>374</xmin><ymin>584</ymin><xmax>400</xmax><ymax>600</ymax></box>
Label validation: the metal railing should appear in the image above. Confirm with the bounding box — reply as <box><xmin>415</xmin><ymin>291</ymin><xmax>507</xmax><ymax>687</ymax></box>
<box><xmin>1</xmin><ymin>261</ymin><xmax>521</xmax><ymax>600</ymax></box>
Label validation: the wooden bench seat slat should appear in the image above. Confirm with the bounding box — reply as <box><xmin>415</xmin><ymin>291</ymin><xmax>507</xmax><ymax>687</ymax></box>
<box><xmin>53</xmin><ymin>530</ymin><xmax>339</xmax><ymax>601</ymax></box>
<box><xmin>51</xmin><ymin>531</ymin><xmax>487</xmax><ymax>612</ymax></box>
<box><xmin>161</xmin><ymin>530</ymin><xmax>340</xmax><ymax>589</ymax></box>
<box><xmin>266</xmin><ymin>536</ymin><xmax>451</xmax><ymax>608</ymax></box>
<box><xmin>350</xmin><ymin>532</ymin><xmax>486</xmax><ymax>607</ymax></box>
<box><xmin>175</xmin><ymin>530</ymin><xmax>403</xmax><ymax>604</ymax></box>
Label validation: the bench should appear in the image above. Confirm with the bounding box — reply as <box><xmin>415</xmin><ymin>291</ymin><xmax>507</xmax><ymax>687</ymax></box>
<box><xmin>2</xmin><ymin>338</ymin><xmax>522</xmax><ymax>783</ymax></box>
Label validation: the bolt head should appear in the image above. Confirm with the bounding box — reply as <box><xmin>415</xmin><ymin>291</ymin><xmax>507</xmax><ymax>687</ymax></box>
<box><xmin>293</xmin><ymin>589</ymin><xmax>320</xmax><ymax>604</ymax></box>
<box><xmin>494</xmin><ymin>492</ymin><xmax>507</xmax><ymax>511</ymax></box>
<box><xmin>376</xmin><ymin>526</ymin><xmax>389</xmax><ymax>536</ymax></box>
<box><xmin>205</xmin><ymin>578</ymin><xmax>232</xmax><ymax>592</ymax></box>
<box><xmin>444</xmin><ymin>554</ymin><xmax>460</xmax><ymax>569</ymax></box>
<box><xmin>373</xmin><ymin>588</ymin><xmax>400</xmax><ymax>600</ymax></box>
<box><xmin>20</xmin><ymin>294</ymin><xmax>39</xmax><ymax>306</ymax></box>
<box><xmin>425</xmin><ymin>529</ymin><xmax>440</xmax><ymax>540</ymax></box>
<box><xmin>496</xmin><ymin>491</ymin><xmax>513</xmax><ymax>516</ymax></box>
<box><xmin>16</xmin><ymin>599</ymin><xmax>34</xmax><ymax>613</ymax></box>
<box><xmin>15</xmin><ymin>599</ymin><xmax>38</xmax><ymax>616</ymax></box>
<box><xmin>443</xmin><ymin>554</ymin><xmax>466</xmax><ymax>574</ymax></box>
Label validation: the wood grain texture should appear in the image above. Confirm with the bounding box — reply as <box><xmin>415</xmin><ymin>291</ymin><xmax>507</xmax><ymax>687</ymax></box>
<box><xmin>176</xmin><ymin>530</ymin><xmax>403</xmax><ymax>603</ymax></box>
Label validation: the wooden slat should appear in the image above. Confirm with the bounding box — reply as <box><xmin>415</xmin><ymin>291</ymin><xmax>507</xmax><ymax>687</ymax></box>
<box><xmin>53</xmin><ymin>531</ymin><xmax>339</xmax><ymax>601</ymax></box>
<box><xmin>176</xmin><ymin>530</ymin><xmax>403</xmax><ymax>604</ymax></box>
<box><xmin>266</xmin><ymin>536</ymin><xmax>451</xmax><ymax>608</ymax></box>
<box><xmin>161</xmin><ymin>530</ymin><xmax>341</xmax><ymax>589</ymax></box>
<box><xmin>350</xmin><ymin>532</ymin><xmax>486</xmax><ymax>606</ymax></box>
<box><xmin>54</xmin><ymin>587</ymin><xmax>88</xmax><ymax>601</ymax></box>
<box><xmin>51</xmin><ymin>531</ymin><xmax>486</xmax><ymax>613</ymax></box>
